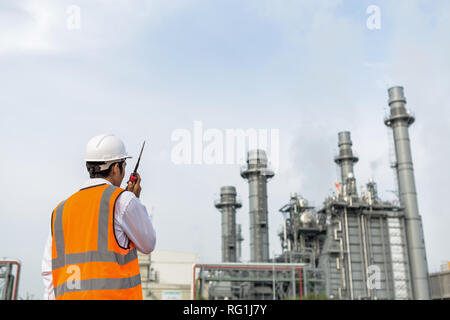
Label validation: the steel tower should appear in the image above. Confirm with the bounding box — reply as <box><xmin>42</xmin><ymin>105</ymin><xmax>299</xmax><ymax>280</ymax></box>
<box><xmin>334</xmin><ymin>131</ymin><xmax>359</xmax><ymax>195</ymax></box>
<box><xmin>215</xmin><ymin>186</ymin><xmax>242</xmax><ymax>262</ymax></box>
<box><xmin>241</xmin><ymin>150</ymin><xmax>274</xmax><ymax>262</ymax></box>
<box><xmin>385</xmin><ymin>86</ymin><xmax>430</xmax><ymax>299</ymax></box>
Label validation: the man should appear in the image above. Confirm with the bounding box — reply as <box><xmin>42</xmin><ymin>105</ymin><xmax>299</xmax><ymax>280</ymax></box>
<box><xmin>41</xmin><ymin>134</ymin><xmax>156</xmax><ymax>300</ymax></box>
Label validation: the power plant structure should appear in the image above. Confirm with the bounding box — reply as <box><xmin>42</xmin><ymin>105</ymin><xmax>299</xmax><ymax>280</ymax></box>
<box><xmin>214</xmin><ymin>186</ymin><xmax>242</xmax><ymax>263</ymax></box>
<box><xmin>384</xmin><ymin>86</ymin><xmax>430</xmax><ymax>299</ymax></box>
<box><xmin>240</xmin><ymin>149</ymin><xmax>274</xmax><ymax>263</ymax></box>
<box><xmin>315</xmin><ymin>131</ymin><xmax>412</xmax><ymax>300</ymax></box>
<box><xmin>194</xmin><ymin>86</ymin><xmax>431</xmax><ymax>300</ymax></box>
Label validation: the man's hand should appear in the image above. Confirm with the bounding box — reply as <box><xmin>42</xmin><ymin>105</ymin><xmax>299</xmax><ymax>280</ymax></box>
<box><xmin>126</xmin><ymin>173</ymin><xmax>142</xmax><ymax>198</ymax></box>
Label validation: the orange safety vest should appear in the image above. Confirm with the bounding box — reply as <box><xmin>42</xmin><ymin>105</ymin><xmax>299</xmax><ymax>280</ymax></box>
<box><xmin>51</xmin><ymin>184</ymin><xmax>143</xmax><ymax>300</ymax></box>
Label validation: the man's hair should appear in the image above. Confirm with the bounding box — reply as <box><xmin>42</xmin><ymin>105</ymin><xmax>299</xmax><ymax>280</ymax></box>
<box><xmin>86</xmin><ymin>160</ymin><xmax>125</xmax><ymax>179</ymax></box>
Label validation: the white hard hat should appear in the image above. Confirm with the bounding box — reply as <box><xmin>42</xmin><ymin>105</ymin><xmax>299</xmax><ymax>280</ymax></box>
<box><xmin>85</xmin><ymin>134</ymin><xmax>132</xmax><ymax>163</ymax></box>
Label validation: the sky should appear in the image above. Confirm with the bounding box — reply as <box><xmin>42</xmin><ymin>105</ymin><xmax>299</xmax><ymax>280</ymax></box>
<box><xmin>0</xmin><ymin>0</ymin><xmax>449</xmax><ymax>299</ymax></box>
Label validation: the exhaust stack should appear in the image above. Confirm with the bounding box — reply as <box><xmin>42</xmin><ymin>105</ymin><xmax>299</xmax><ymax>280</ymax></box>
<box><xmin>385</xmin><ymin>86</ymin><xmax>430</xmax><ymax>299</ymax></box>
<box><xmin>241</xmin><ymin>150</ymin><xmax>274</xmax><ymax>262</ymax></box>
<box><xmin>334</xmin><ymin>131</ymin><xmax>359</xmax><ymax>196</ymax></box>
<box><xmin>215</xmin><ymin>186</ymin><xmax>242</xmax><ymax>262</ymax></box>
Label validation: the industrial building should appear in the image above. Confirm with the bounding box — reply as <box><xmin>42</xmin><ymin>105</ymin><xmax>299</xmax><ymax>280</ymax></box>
<box><xmin>196</xmin><ymin>86</ymin><xmax>433</xmax><ymax>300</ymax></box>
<box><xmin>429</xmin><ymin>263</ymin><xmax>450</xmax><ymax>300</ymax></box>
<box><xmin>139</xmin><ymin>250</ymin><xmax>198</xmax><ymax>300</ymax></box>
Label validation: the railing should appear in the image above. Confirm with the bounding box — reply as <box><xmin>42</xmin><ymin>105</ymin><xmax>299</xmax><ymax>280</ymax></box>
<box><xmin>0</xmin><ymin>259</ymin><xmax>21</xmax><ymax>300</ymax></box>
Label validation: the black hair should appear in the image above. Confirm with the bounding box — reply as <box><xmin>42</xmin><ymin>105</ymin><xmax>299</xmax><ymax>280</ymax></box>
<box><xmin>86</xmin><ymin>160</ymin><xmax>125</xmax><ymax>179</ymax></box>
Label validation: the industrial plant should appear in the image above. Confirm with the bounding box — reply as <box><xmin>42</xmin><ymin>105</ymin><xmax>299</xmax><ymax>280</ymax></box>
<box><xmin>3</xmin><ymin>86</ymin><xmax>443</xmax><ymax>301</ymax></box>
<box><xmin>194</xmin><ymin>86</ymin><xmax>434</xmax><ymax>300</ymax></box>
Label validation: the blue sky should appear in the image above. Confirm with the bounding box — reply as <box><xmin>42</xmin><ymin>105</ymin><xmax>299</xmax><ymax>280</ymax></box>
<box><xmin>1</xmin><ymin>0</ymin><xmax>449</xmax><ymax>299</ymax></box>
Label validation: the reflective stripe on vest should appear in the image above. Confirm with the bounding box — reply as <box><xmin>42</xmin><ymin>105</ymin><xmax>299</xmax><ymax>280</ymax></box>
<box><xmin>54</xmin><ymin>274</ymin><xmax>141</xmax><ymax>297</ymax></box>
<box><xmin>51</xmin><ymin>185</ymin><xmax>142</xmax><ymax>299</ymax></box>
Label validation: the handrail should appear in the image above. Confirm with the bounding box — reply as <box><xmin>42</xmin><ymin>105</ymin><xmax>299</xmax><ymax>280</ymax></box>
<box><xmin>0</xmin><ymin>259</ymin><xmax>21</xmax><ymax>300</ymax></box>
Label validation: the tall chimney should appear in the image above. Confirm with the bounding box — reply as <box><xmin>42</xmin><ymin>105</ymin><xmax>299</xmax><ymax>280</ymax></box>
<box><xmin>334</xmin><ymin>131</ymin><xmax>359</xmax><ymax>195</ymax></box>
<box><xmin>241</xmin><ymin>149</ymin><xmax>274</xmax><ymax>262</ymax></box>
<box><xmin>385</xmin><ymin>86</ymin><xmax>430</xmax><ymax>299</ymax></box>
<box><xmin>215</xmin><ymin>186</ymin><xmax>242</xmax><ymax>262</ymax></box>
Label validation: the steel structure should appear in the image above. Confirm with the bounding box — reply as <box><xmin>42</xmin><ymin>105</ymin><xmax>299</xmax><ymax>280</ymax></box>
<box><xmin>0</xmin><ymin>259</ymin><xmax>21</xmax><ymax>300</ymax></box>
<box><xmin>384</xmin><ymin>86</ymin><xmax>431</xmax><ymax>299</ymax></box>
<box><xmin>317</xmin><ymin>184</ymin><xmax>411</xmax><ymax>299</ymax></box>
<box><xmin>241</xmin><ymin>150</ymin><xmax>274</xmax><ymax>263</ymax></box>
<box><xmin>278</xmin><ymin>193</ymin><xmax>325</xmax><ymax>267</ymax></box>
<box><xmin>193</xmin><ymin>263</ymin><xmax>312</xmax><ymax>300</ymax></box>
<box><xmin>277</xmin><ymin>131</ymin><xmax>413</xmax><ymax>299</ymax></box>
<box><xmin>214</xmin><ymin>186</ymin><xmax>242</xmax><ymax>262</ymax></box>
<box><xmin>335</xmin><ymin>132</ymin><xmax>359</xmax><ymax>196</ymax></box>
<box><xmin>204</xmin><ymin>86</ymin><xmax>430</xmax><ymax>300</ymax></box>
<box><xmin>317</xmin><ymin>131</ymin><xmax>411</xmax><ymax>299</ymax></box>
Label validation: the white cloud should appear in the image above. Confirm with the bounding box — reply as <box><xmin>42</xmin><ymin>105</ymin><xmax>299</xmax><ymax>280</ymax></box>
<box><xmin>0</xmin><ymin>0</ymin><xmax>202</xmax><ymax>56</ymax></box>
<box><xmin>0</xmin><ymin>2</ymin><xmax>60</xmax><ymax>54</ymax></box>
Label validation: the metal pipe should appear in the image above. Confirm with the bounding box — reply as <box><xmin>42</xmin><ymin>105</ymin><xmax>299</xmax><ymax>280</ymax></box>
<box><xmin>344</xmin><ymin>207</ymin><xmax>354</xmax><ymax>299</ymax></box>
<box><xmin>0</xmin><ymin>259</ymin><xmax>21</xmax><ymax>300</ymax></box>
<box><xmin>361</xmin><ymin>214</ymin><xmax>370</xmax><ymax>299</ymax></box>
<box><xmin>293</xmin><ymin>204</ymin><xmax>298</xmax><ymax>252</ymax></box>
<box><xmin>299</xmin><ymin>267</ymin><xmax>303</xmax><ymax>299</ymax></box>
<box><xmin>334</xmin><ymin>219</ymin><xmax>346</xmax><ymax>293</ymax></box>
<box><xmin>272</xmin><ymin>255</ymin><xmax>276</xmax><ymax>300</ymax></box>
<box><xmin>3</xmin><ymin>263</ymin><xmax>11</xmax><ymax>300</ymax></box>
<box><xmin>379</xmin><ymin>215</ymin><xmax>392</xmax><ymax>299</ymax></box>
<box><xmin>291</xmin><ymin>268</ymin><xmax>296</xmax><ymax>299</ymax></box>
<box><xmin>401</xmin><ymin>216</ymin><xmax>414</xmax><ymax>299</ymax></box>
<box><xmin>385</xmin><ymin>86</ymin><xmax>430</xmax><ymax>299</ymax></box>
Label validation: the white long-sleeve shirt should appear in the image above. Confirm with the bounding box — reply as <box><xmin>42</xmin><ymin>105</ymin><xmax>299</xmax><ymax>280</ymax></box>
<box><xmin>41</xmin><ymin>178</ymin><xmax>156</xmax><ymax>300</ymax></box>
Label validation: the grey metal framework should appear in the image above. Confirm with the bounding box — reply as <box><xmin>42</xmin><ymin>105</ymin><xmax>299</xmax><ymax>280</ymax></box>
<box><xmin>278</xmin><ymin>193</ymin><xmax>325</xmax><ymax>267</ymax></box>
<box><xmin>313</xmin><ymin>130</ymin><xmax>412</xmax><ymax>299</ymax></box>
<box><xmin>0</xmin><ymin>259</ymin><xmax>21</xmax><ymax>300</ymax></box>
<box><xmin>277</xmin><ymin>133</ymin><xmax>413</xmax><ymax>300</ymax></box>
<box><xmin>384</xmin><ymin>86</ymin><xmax>431</xmax><ymax>299</ymax></box>
<box><xmin>241</xmin><ymin>150</ymin><xmax>274</xmax><ymax>262</ymax></box>
<box><xmin>193</xmin><ymin>263</ymin><xmax>325</xmax><ymax>300</ymax></box>
<box><xmin>317</xmin><ymin>190</ymin><xmax>412</xmax><ymax>299</ymax></box>
<box><xmin>214</xmin><ymin>186</ymin><xmax>242</xmax><ymax>262</ymax></box>
<box><xmin>206</xmin><ymin>86</ymin><xmax>431</xmax><ymax>300</ymax></box>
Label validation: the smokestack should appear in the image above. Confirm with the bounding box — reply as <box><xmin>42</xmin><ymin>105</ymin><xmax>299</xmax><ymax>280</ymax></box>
<box><xmin>215</xmin><ymin>186</ymin><xmax>242</xmax><ymax>262</ymax></box>
<box><xmin>241</xmin><ymin>149</ymin><xmax>274</xmax><ymax>262</ymax></box>
<box><xmin>334</xmin><ymin>131</ymin><xmax>359</xmax><ymax>195</ymax></box>
<box><xmin>385</xmin><ymin>86</ymin><xmax>430</xmax><ymax>299</ymax></box>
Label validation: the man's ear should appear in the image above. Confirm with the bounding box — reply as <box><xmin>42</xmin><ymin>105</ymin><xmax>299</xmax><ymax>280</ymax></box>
<box><xmin>111</xmin><ymin>163</ymin><xmax>118</xmax><ymax>175</ymax></box>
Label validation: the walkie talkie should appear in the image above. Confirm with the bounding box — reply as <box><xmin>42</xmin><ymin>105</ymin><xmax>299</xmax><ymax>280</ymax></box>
<box><xmin>128</xmin><ymin>141</ymin><xmax>145</xmax><ymax>183</ymax></box>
